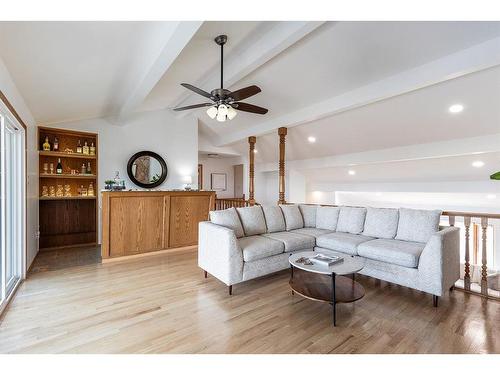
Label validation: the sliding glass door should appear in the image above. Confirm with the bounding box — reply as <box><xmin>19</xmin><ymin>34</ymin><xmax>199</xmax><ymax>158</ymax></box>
<box><xmin>0</xmin><ymin>106</ymin><xmax>25</xmax><ymax>314</ymax></box>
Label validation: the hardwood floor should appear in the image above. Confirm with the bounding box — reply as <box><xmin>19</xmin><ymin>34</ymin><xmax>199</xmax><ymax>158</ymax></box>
<box><xmin>1</xmin><ymin>248</ymin><xmax>498</xmax><ymax>354</ymax></box>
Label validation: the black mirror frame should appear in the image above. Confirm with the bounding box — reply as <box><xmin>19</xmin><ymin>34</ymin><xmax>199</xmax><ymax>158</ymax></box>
<box><xmin>127</xmin><ymin>151</ymin><xmax>168</xmax><ymax>189</ymax></box>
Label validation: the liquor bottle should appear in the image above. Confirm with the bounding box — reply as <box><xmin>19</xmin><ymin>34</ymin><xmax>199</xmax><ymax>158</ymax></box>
<box><xmin>53</xmin><ymin>136</ymin><xmax>59</xmax><ymax>151</ymax></box>
<box><xmin>89</xmin><ymin>142</ymin><xmax>96</xmax><ymax>155</ymax></box>
<box><xmin>87</xmin><ymin>162</ymin><xmax>92</xmax><ymax>175</ymax></box>
<box><xmin>81</xmin><ymin>163</ymin><xmax>86</xmax><ymax>174</ymax></box>
<box><xmin>82</xmin><ymin>141</ymin><xmax>89</xmax><ymax>155</ymax></box>
<box><xmin>56</xmin><ymin>158</ymin><xmax>63</xmax><ymax>174</ymax></box>
<box><xmin>43</xmin><ymin>136</ymin><xmax>51</xmax><ymax>151</ymax></box>
<box><xmin>76</xmin><ymin>140</ymin><xmax>82</xmax><ymax>153</ymax></box>
<box><xmin>88</xmin><ymin>183</ymin><xmax>94</xmax><ymax>197</ymax></box>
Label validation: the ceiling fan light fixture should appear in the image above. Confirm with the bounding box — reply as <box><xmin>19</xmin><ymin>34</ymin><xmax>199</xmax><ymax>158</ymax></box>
<box><xmin>206</xmin><ymin>106</ymin><xmax>218</xmax><ymax>119</ymax></box>
<box><xmin>227</xmin><ymin>105</ymin><xmax>237</xmax><ymax>120</ymax></box>
<box><xmin>174</xmin><ymin>35</ymin><xmax>268</xmax><ymax>119</ymax></box>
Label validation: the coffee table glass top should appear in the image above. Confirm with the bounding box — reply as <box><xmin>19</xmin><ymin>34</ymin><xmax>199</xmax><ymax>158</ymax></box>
<box><xmin>289</xmin><ymin>250</ymin><xmax>364</xmax><ymax>275</ymax></box>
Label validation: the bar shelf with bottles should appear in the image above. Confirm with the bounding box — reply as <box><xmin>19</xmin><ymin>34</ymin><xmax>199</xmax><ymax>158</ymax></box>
<box><xmin>38</xmin><ymin>126</ymin><xmax>98</xmax><ymax>250</ymax></box>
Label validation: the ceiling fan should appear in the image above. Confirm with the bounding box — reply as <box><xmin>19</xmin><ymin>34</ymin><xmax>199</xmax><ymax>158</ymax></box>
<box><xmin>173</xmin><ymin>34</ymin><xmax>268</xmax><ymax>122</ymax></box>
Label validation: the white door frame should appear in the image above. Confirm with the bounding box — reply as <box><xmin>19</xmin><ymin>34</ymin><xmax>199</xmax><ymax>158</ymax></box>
<box><xmin>0</xmin><ymin>101</ymin><xmax>26</xmax><ymax>315</ymax></box>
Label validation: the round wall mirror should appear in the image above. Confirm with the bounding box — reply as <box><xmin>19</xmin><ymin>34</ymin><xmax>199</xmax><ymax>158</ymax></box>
<box><xmin>127</xmin><ymin>151</ymin><xmax>167</xmax><ymax>188</ymax></box>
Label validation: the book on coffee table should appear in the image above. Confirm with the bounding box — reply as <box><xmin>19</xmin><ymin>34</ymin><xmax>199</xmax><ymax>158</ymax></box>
<box><xmin>311</xmin><ymin>253</ymin><xmax>344</xmax><ymax>267</ymax></box>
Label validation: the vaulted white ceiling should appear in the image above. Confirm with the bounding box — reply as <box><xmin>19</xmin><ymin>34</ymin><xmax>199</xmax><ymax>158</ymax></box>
<box><xmin>1</xmin><ymin>21</ymin><xmax>498</xmax><ymax>130</ymax></box>
<box><xmin>203</xmin><ymin>21</ymin><xmax>500</xmax><ymax>139</ymax></box>
<box><xmin>0</xmin><ymin>21</ymin><xmax>189</xmax><ymax>124</ymax></box>
<box><xmin>1</xmin><ymin>20</ymin><xmax>499</xmax><ymax>189</ymax></box>
<box><xmin>232</xmin><ymin>65</ymin><xmax>500</xmax><ymax>163</ymax></box>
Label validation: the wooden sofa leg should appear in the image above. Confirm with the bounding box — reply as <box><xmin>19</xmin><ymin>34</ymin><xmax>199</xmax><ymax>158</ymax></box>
<box><xmin>204</xmin><ymin>270</ymin><xmax>208</xmax><ymax>279</ymax></box>
<box><xmin>433</xmin><ymin>295</ymin><xmax>438</xmax><ymax>307</ymax></box>
<box><xmin>228</xmin><ymin>285</ymin><xmax>233</xmax><ymax>296</ymax></box>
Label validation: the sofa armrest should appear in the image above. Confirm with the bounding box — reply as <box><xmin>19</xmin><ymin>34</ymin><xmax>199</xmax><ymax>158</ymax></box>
<box><xmin>198</xmin><ymin>221</ymin><xmax>243</xmax><ymax>286</ymax></box>
<box><xmin>418</xmin><ymin>226</ymin><xmax>460</xmax><ymax>296</ymax></box>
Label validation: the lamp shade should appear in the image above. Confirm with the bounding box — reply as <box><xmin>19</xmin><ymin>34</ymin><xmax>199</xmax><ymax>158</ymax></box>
<box><xmin>227</xmin><ymin>105</ymin><xmax>237</xmax><ymax>120</ymax></box>
<box><xmin>181</xmin><ymin>175</ymin><xmax>193</xmax><ymax>184</ymax></box>
<box><xmin>216</xmin><ymin>110</ymin><xmax>226</xmax><ymax>122</ymax></box>
<box><xmin>217</xmin><ymin>104</ymin><xmax>228</xmax><ymax>116</ymax></box>
<box><xmin>206</xmin><ymin>106</ymin><xmax>217</xmax><ymax>119</ymax></box>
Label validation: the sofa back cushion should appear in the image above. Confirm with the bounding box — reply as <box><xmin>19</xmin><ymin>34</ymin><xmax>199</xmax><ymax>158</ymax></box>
<box><xmin>336</xmin><ymin>207</ymin><xmax>367</xmax><ymax>234</ymax></box>
<box><xmin>395</xmin><ymin>208</ymin><xmax>442</xmax><ymax>243</ymax></box>
<box><xmin>262</xmin><ymin>205</ymin><xmax>286</xmax><ymax>233</ymax></box>
<box><xmin>316</xmin><ymin>206</ymin><xmax>340</xmax><ymax>230</ymax></box>
<box><xmin>279</xmin><ymin>204</ymin><xmax>304</xmax><ymax>231</ymax></box>
<box><xmin>236</xmin><ymin>206</ymin><xmax>267</xmax><ymax>236</ymax></box>
<box><xmin>209</xmin><ymin>207</ymin><xmax>245</xmax><ymax>238</ymax></box>
<box><xmin>299</xmin><ymin>204</ymin><xmax>318</xmax><ymax>227</ymax></box>
<box><xmin>362</xmin><ymin>207</ymin><xmax>399</xmax><ymax>239</ymax></box>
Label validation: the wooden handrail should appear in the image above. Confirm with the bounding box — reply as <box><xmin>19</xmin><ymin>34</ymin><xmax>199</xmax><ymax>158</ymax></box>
<box><xmin>443</xmin><ymin>210</ymin><xmax>500</xmax><ymax>219</ymax></box>
<box><xmin>215</xmin><ymin>198</ymin><xmax>252</xmax><ymax>210</ymax></box>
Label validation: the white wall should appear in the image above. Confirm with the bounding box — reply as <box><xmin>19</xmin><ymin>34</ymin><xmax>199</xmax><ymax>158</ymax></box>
<box><xmin>44</xmin><ymin>109</ymin><xmax>199</xmax><ymax>243</ymax></box>
<box><xmin>199</xmin><ymin>156</ymin><xmax>243</xmax><ymax>198</ymax></box>
<box><xmin>0</xmin><ymin>57</ymin><xmax>38</xmax><ymax>269</ymax></box>
<box><xmin>254</xmin><ymin>169</ymin><xmax>307</xmax><ymax>206</ymax></box>
<box><xmin>305</xmin><ymin>180</ymin><xmax>500</xmax><ymax>213</ymax></box>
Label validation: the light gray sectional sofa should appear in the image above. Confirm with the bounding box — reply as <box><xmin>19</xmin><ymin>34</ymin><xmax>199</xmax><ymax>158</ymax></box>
<box><xmin>198</xmin><ymin>204</ymin><xmax>460</xmax><ymax>305</ymax></box>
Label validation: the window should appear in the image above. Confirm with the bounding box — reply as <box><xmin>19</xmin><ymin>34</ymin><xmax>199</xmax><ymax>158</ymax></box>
<box><xmin>0</xmin><ymin>100</ymin><xmax>25</xmax><ymax>314</ymax></box>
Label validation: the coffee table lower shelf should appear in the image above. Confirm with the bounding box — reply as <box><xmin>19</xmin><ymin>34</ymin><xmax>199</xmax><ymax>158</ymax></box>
<box><xmin>289</xmin><ymin>267</ymin><xmax>365</xmax><ymax>326</ymax></box>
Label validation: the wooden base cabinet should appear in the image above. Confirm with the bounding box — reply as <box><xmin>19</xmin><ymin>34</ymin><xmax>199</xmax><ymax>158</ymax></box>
<box><xmin>101</xmin><ymin>191</ymin><xmax>215</xmax><ymax>259</ymax></box>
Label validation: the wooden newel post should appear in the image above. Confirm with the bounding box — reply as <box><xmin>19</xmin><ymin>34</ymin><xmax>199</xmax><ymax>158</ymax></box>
<box><xmin>248</xmin><ymin>136</ymin><xmax>256</xmax><ymax>206</ymax></box>
<box><xmin>480</xmin><ymin>217</ymin><xmax>488</xmax><ymax>295</ymax></box>
<box><xmin>278</xmin><ymin>127</ymin><xmax>287</xmax><ymax>205</ymax></box>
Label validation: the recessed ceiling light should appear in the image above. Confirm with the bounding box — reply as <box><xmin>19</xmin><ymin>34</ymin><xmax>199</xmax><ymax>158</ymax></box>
<box><xmin>449</xmin><ymin>104</ymin><xmax>464</xmax><ymax>113</ymax></box>
<box><xmin>308</xmin><ymin>136</ymin><xmax>316</xmax><ymax>143</ymax></box>
<box><xmin>472</xmin><ymin>161</ymin><xmax>485</xmax><ymax>168</ymax></box>
<box><xmin>348</xmin><ymin>170</ymin><xmax>356</xmax><ymax>176</ymax></box>
<box><xmin>487</xmin><ymin>194</ymin><xmax>497</xmax><ymax>199</ymax></box>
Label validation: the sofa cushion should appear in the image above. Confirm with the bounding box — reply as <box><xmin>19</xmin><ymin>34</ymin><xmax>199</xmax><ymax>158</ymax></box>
<box><xmin>279</xmin><ymin>205</ymin><xmax>304</xmax><ymax>231</ymax></box>
<box><xmin>236</xmin><ymin>206</ymin><xmax>267</xmax><ymax>236</ymax></box>
<box><xmin>362</xmin><ymin>207</ymin><xmax>399</xmax><ymax>239</ymax></box>
<box><xmin>209</xmin><ymin>207</ymin><xmax>244</xmax><ymax>238</ymax></box>
<box><xmin>315</xmin><ymin>232</ymin><xmax>374</xmax><ymax>255</ymax></box>
<box><xmin>262</xmin><ymin>231</ymin><xmax>315</xmax><ymax>252</ymax></box>
<box><xmin>299</xmin><ymin>204</ymin><xmax>318</xmax><ymax>227</ymax></box>
<box><xmin>290</xmin><ymin>228</ymin><xmax>333</xmax><ymax>238</ymax></box>
<box><xmin>315</xmin><ymin>206</ymin><xmax>340</xmax><ymax>230</ymax></box>
<box><xmin>336</xmin><ymin>207</ymin><xmax>367</xmax><ymax>234</ymax></box>
<box><xmin>239</xmin><ymin>235</ymin><xmax>285</xmax><ymax>262</ymax></box>
<box><xmin>261</xmin><ymin>205</ymin><xmax>286</xmax><ymax>233</ymax></box>
<box><xmin>357</xmin><ymin>239</ymin><xmax>425</xmax><ymax>268</ymax></box>
<box><xmin>395</xmin><ymin>208</ymin><xmax>442</xmax><ymax>243</ymax></box>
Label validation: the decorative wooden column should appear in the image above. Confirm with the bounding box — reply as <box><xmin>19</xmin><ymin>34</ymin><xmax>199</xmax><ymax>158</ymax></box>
<box><xmin>278</xmin><ymin>127</ymin><xmax>287</xmax><ymax>205</ymax></box>
<box><xmin>463</xmin><ymin>216</ymin><xmax>471</xmax><ymax>291</ymax></box>
<box><xmin>480</xmin><ymin>217</ymin><xmax>488</xmax><ymax>295</ymax></box>
<box><xmin>248</xmin><ymin>136</ymin><xmax>256</xmax><ymax>206</ymax></box>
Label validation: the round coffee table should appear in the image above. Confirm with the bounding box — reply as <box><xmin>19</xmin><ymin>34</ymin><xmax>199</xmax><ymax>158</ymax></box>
<box><xmin>288</xmin><ymin>251</ymin><xmax>365</xmax><ymax>326</ymax></box>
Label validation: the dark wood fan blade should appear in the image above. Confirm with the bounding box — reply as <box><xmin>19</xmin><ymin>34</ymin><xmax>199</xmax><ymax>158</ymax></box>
<box><xmin>233</xmin><ymin>102</ymin><xmax>268</xmax><ymax>114</ymax></box>
<box><xmin>229</xmin><ymin>85</ymin><xmax>261</xmax><ymax>101</ymax></box>
<box><xmin>181</xmin><ymin>83</ymin><xmax>215</xmax><ymax>100</ymax></box>
<box><xmin>173</xmin><ymin>103</ymin><xmax>214</xmax><ymax>111</ymax></box>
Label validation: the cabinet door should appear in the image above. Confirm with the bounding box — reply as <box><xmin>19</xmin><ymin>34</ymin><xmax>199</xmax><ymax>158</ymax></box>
<box><xmin>169</xmin><ymin>195</ymin><xmax>210</xmax><ymax>248</ymax></box>
<box><xmin>109</xmin><ymin>196</ymin><xmax>164</xmax><ymax>257</ymax></box>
